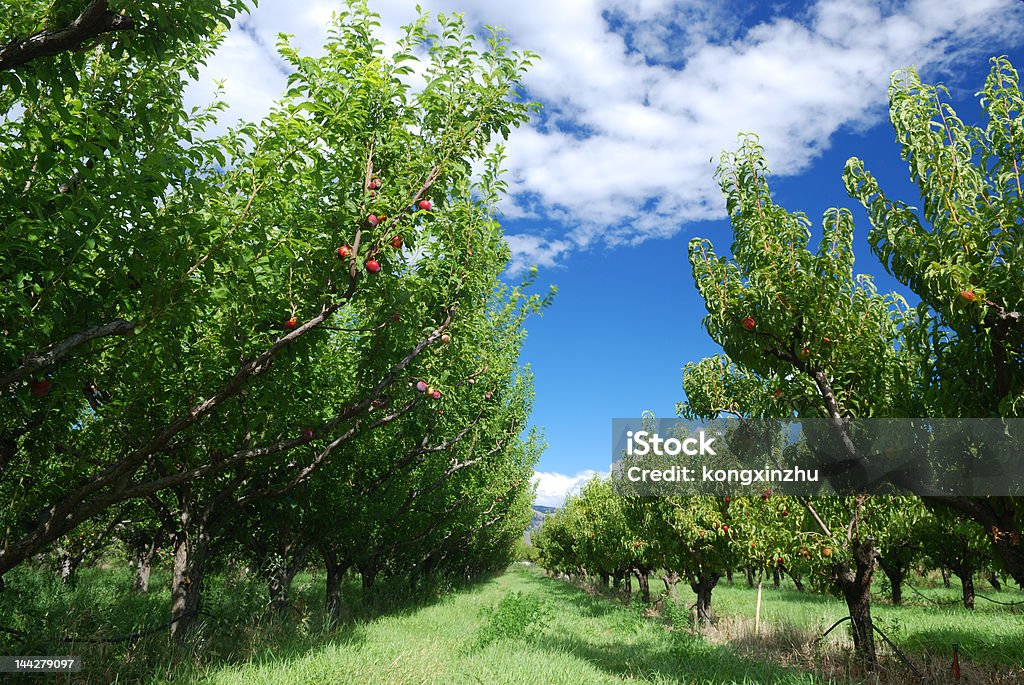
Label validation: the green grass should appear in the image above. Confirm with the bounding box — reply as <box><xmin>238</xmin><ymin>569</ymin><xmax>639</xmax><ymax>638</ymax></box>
<box><xmin>198</xmin><ymin>567</ymin><xmax>826</xmax><ymax>685</ymax></box>
<box><xmin>1</xmin><ymin>564</ymin><xmax>1021</xmax><ymax>683</ymax></box>
<box><xmin>708</xmin><ymin>574</ymin><xmax>1024</xmax><ymax>669</ymax></box>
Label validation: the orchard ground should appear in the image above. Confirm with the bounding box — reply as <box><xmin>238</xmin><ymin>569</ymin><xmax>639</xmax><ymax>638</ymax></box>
<box><xmin>2</xmin><ymin>563</ymin><xmax>1021</xmax><ymax>684</ymax></box>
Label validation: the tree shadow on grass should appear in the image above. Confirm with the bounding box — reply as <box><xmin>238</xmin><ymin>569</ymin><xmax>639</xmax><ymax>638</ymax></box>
<box><xmin>514</xmin><ymin>571</ymin><xmax>628</xmax><ymax>619</ymax></box>
<box><xmin>533</xmin><ymin>630</ymin><xmax>817</xmax><ymax>684</ymax></box>
<box><xmin>900</xmin><ymin>627</ymin><xmax>1024</xmax><ymax>669</ymax></box>
<box><xmin>0</xmin><ymin>566</ymin><xmax>499</xmax><ymax>684</ymax></box>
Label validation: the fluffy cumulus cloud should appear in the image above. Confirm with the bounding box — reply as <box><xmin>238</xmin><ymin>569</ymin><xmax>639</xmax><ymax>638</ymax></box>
<box><xmin>184</xmin><ymin>0</ymin><xmax>1024</xmax><ymax>271</ymax></box>
<box><xmin>533</xmin><ymin>469</ymin><xmax>608</xmax><ymax>508</ymax></box>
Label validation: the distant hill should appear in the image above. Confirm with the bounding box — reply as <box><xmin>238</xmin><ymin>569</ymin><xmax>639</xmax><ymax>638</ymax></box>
<box><xmin>524</xmin><ymin>504</ymin><xmax>557</xmax><ymax>544</ymax></box>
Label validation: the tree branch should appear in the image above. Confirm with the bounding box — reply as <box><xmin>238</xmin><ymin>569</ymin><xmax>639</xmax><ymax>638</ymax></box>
<box><xmin>1</xmin><ymin>318</ymin><xmax>136</xmax><ymax>389</ymax></box>
<box><xmin>0</xmin><ymin>1</ymin><xmax>134</xmax><ymax>72</ymax></box>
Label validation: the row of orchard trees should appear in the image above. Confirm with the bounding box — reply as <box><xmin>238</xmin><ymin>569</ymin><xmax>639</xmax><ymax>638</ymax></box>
<box><xmin>542</xmin><ymin>55</ymin><xmax>1023</xmax><ymax>669</ymax></box>
<box><xmin>0</xmin><ymin>1</ymin><xmax>547</xmax><ymax>639</ymax></box>
<box><xmin>535</xmin><ymin>481</ymin><xmax>1000</xmax><ymax>621</ymax></box>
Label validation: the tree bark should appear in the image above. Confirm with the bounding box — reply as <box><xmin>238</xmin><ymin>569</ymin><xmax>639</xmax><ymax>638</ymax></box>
<box><xmin>635</xmin><ymin>570</ymin><xmax>651</xmax><ymax>603</ymax></box>
<box><xmin>322</xmin><ymin>547</ymin><xmax>350</xmax><ymax>625</ymax></box>
<box><xmin>745</xmin><ymin>565</ymin><xmax>754</xmax><ymax>588</ymax></box>
<box><xmin>662</xmin><ymin>571</ymin><xmax>680</xmax><ymax>599</ymax></box>
<box><xmin>941</xmin><ymin>567</ymin><xmax>951</xmax><ymax>588</ymax></box>
<box><xmin>879</xmin><ymin>557</ymin><xmax>904</xmax><ymax>606</ymax></box>
<box><xmin>133</xmin><ymin>537</ymin><xmax>158</xmax><ymax>594</ymax></box>
<box><xmin>58</xmin><ymin>551</ymin><xmax>77</xmax><ymax>587</ymax></box>
<box><xmin>955</xmin><ymin>569</ymin><xmax>975</xmax><ymax>610</ymax></box>
<box><xmin>690</xmin><ymin>572</ymin><xmax>721</xmax><ymax>626</ymax></box>
<box><xmin>772</xmin><ymin>566</ymin><xmax>780</xmax><ymax>589</ymax></box>
<box><xmin>834</xmin><ymin>538</ymin><xmax>878</xmax><ymax>669</ymax></box>
<box><xmin>169</xmin><ymin>489</ymin><xmax>214</xmax><ymax>642</ymax></box>
<box><xmin>169</xmin><ymin>529</ymin><xmax>210</xmax><ymax>641</ymax></box>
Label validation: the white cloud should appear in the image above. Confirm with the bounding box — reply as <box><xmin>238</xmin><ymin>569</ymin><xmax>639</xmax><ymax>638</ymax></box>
<box><xmin>532</xmin><ymin>469</ymin><xmax>608</xmax><ymax>507</ymax></box>
<box><xmin>503</xmin><ymin>234</ymin><xmax>573</xmax><ymax>275</ymax></box>
<box><xmin>184</xmin><ymin>0</ymin><xmax>1024</xmax><ymax>273</ymax></box>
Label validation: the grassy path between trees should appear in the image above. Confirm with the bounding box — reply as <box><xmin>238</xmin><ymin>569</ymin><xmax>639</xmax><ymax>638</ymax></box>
<box><xmin>3</xmin><ymin>564</ymin><xmax>1021</xmax><ymax>683</ymax></box>
<box><xmin>198</xmin><ymin>565</ymin><xmax>820</xmax><ymax>685</ymax></box>
<box><xmin>194</xmin><ymin>566</ymin><xmax>1023</xmax><ymax>684</ymax></box>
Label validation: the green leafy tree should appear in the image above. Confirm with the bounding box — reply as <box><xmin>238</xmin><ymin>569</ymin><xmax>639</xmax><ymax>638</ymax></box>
<box><xmin>1</xmin><ymin>2</ymin><xmax>548</xmax><ymax>650</ymax></box>
<box><xmin>682</xmin><ymin>56</ymin><xmax>1024</xmax><ymax>666</ymax></box>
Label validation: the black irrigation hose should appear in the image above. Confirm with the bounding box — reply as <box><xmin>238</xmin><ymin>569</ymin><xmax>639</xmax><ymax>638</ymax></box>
<box><xmin>817</xmin><ymin>615</ymin><xmax>927</xmax><ymax>683</ymax></box>
<box><xmin>905</xmin><ymin>582</ymin><xmax>960</xmax><ymax>606</ymax></box>
<box><xmin>0</xmin><ymin>609</ymin><xmax>214</xmax><ymax>646</ymax></box>
<box><xmin>905</xmin><ymin>582</ymin><xmax>1024</xmax><ymax>607</ymax></box>
<box><xmin>974</xmin><ymin>593</ymin><xmax>1024</xmax><ymax>607</ymax></box>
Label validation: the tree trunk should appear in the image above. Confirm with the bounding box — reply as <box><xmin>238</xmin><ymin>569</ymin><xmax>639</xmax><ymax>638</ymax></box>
<box><xmin>600</xmin><ymin>572</ymin><xmax>609</xmax><ymax>588</ymax></box>
<box><xmin>169</xmin><ymin>529</ymin><xmax>210</xmax><ymax>642</ymax></box>
<box><xmin>662</xmin><ymin>571</ymin><xmax>680</xmax><ymax>599</ymax></box>
<box><xmin>956</xmin><ymin>570</ymin><xmax>975</xmax><ymax>610</ymax></box>
<box><xmin>772</xmin><ymin>566</ymin><xmax>780</xmax><ymax>589</ymax></box>
<box><xmin>726</xmin><ymin>568</ymin><xmax>733</xmax><ymax>584</ymax></box>
<box><xmin>58</xmin><ymin>551</ymin><xmax>77</xmax><ymax>587</ymax></box>
<box><xmin>690</xmin><ymin>572</ymin><xmax>721</xmax><ymax>626</ymax></box>
<box><xmin>987</xmin><ymin>571</ymin><xmax>1001</xmax><ymax>591</ymax></box>
<box><xmin>323</xmin><ymin>547</ymin><xmax>350</xmax><ymax>625</ymax></box>
<box><xmin>268</xmin><ymin>568</ymin><xmax>290</xmax><ymax>614</ymax></box>
<box><xmin>879</xmin><ymin>557</ymin><xmax>904</xmax><ymax>606</ymax></box>
<box><xmin>835</xmin><ymin>538</ymin><xmax>878</xmax><ymax>669</ymax></box>
<box><xmin>941</xmin><ymin>567</ymin><xmax>951</xmax><ymax>588</ymax></box>
<box><xmin>266</xmin><ymin>539</ymin><xmax>311</xmax><ymax>614</ymax></box>
<box><xmin>788</xmin><ymin>570</ymin><xmax>805</xmax><ymax>593</ymax></box>
<box><xmin>133</xmin><ymin>537</ymin><xmax>158</xmax><ymax>594</ymax></box>
<box><xmin>359</xmin><ymin>561</ymin><xmax>378</xmax><ymax>597</ymax></box>
<box><xmin>636</xmin><ymin>570</ymin><xmax>651</xmax><ymax>603</ymax></box>
<box><xmin>745</xmin><ymin>565</ymin><xmax>754</xmax><ymax>588</ymax></box>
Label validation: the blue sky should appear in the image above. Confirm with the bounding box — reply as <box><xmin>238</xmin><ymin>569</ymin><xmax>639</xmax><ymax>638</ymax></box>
<box><xmin>182</xmin><ymin>0</ymin><xmax>1024</xmax><ymax>506</ymax></box>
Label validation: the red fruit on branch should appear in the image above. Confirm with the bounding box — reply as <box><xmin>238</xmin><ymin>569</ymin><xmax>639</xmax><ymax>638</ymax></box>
<box><xmin>418</xmin><ymin>199</ymin><xmax>432</xmax><ymax>211</ymax></box>
<box><xmin>284</xmin><ymin>316</ymin><xmax>298</xmax><ymax>330</ymax></box>
<box><xmin>416</xmin><ymin>381</ymin><xmax>428</xmax><ymax>392</ymax></box>
<box><xmin>773</xmin><ymin>388</ymin><xmax>783</xmax><ymax>399</ymax></box>
<box><xmin>777</xmin><ymin>556</ymin><xmax>783</xmax><ymax>564</ymax></box>
<box><xmin>390</xmin><ymin>235</ymin><xmax>403</xmax><ymax>248</ymax></box>
<box><xmin>368</xmin><ymin>177</ymin><xmax>382</xmax><ymax>190</ymax></box>
<box><xmin>781</xmin><ymin>510</ymin><xmax>789</xmax><ymax>517</ymax></box>
<box><xmin>337</xmin><ymin>245</ymin><xmax>352</xmax><ymax>259</ymax></box>
<box><xmin>29</xmin><ymin>379</ymin><xmax>51</xmax><ymax>397</ymax></box>
<box><xmin>722</xmin><ymin>524</ymin><xmax>729</xmax><ymax>532</ymax></box>
<box><xmin>484</xmin><ymin>392</ymin><xmax>493</xmax><ymax>401</ymax></box>
<box><xmin>800</xmin><ymin>346</ymin><xmax>811</xmax><ymax>358</ymax></box>
<box><xmin>741</xmin><ymin>316</ymin><xmax>756</xmax><ymax>331</ymax></box>
<box><xmin>431</xmin><ymin>390</ymin><xmax>441</xmax><ymax>400</ymax></box>
<box><xmin>762</xmin><ymin>489</ymin><xmax>772</xmax><ymax>499</ymax></box>
<box><xmin>302</xmin><ymin>427</ymin><xmax>314</xmax><ymax>440</ymax></box>
<box><xmin>959</xmin><ymin>289</ymin><xmax>976</xmax><ymax>303</ymax></box>
<box><xmin>365</xmin><ymin>259</ymin><xmax>381</xmax><ymax>273</ymax></box>
<box><xmin>367</xmin><ymin>214</ymin><xmax>379</xmax><ymax>226</ymax></box>
<box><xmin>440</xmin><ymin>333</ymin><xmax>451</xmax><ymax>344</ymax></box>
<box><xmin>823</xmin><ymin>547</ymin><xmax>833</xmax><ymax>557</ymax></box>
